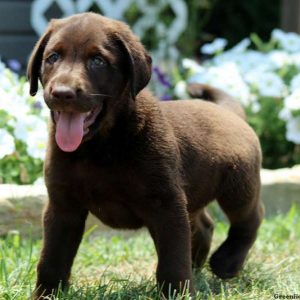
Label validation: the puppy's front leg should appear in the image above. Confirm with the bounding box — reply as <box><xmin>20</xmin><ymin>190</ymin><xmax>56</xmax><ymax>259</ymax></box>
<box><xmin>148</xmin><ymin>199</ymin><xmax>194</xmax><ymax>298</ymax></box>
<box><xmin>34</xmin><ymin>203</ymin><xmax>88</xmax><ymax>299</ymax></box>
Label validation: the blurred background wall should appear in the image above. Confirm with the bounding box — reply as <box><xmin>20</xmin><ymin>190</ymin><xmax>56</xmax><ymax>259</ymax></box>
<box><xmin>0</xmin><ymin>0</ymin><xmax>297</xmax><ymax>72</ymax></box>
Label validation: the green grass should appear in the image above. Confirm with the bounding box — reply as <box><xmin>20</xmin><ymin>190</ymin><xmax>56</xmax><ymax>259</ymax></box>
<box><xmin>1</xmin><ymin>206</ymin><xmax>300</xmax><ymax>300</ymax></box>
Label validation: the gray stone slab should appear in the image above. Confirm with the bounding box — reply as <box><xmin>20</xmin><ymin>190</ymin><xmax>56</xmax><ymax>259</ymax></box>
<box><xmin>1</xmin><ymin>166</ymin><xmax>299</xmax><ymax>236</ymax></box>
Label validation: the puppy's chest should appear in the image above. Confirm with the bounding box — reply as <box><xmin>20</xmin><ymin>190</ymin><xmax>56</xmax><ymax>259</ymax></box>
<box><xmin>72</xmin><ymin>161</ymin><xmax>147</xmax><ymax>208</ymax></box>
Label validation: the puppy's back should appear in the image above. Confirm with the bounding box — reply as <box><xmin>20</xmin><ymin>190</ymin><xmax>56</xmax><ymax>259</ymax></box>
<box><xmin>159</xmin><ymin>100</ymin><xmax>261</xmax><ymax>164</ymax></box>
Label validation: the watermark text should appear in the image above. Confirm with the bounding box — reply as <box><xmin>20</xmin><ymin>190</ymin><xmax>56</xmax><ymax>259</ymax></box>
<box><xmin>274</xmin><ymin>294</ymin><xmax>300</xmax><ymax>299</ymax></box>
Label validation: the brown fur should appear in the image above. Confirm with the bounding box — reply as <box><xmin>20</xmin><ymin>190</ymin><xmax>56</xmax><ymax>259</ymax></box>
<box><xmin>27</xmin><ymin>12</ymin><xmax>264</xmax><ymax>299</ymax></box>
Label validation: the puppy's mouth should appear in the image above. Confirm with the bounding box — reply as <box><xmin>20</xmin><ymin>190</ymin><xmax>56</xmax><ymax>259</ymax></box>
<box><xmin>53</xmin><ymin>104</ymin><xmax>102</xmax><ymax>152</ymax></box>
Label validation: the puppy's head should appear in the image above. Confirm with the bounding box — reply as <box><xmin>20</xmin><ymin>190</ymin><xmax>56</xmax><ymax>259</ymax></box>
<box><xmin>27</xmin><ymin>12</ymin><xmax>152</xmax><ymax>152</ymax></box>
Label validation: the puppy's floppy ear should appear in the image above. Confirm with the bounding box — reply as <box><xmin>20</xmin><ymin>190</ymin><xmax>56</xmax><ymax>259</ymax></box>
<box><xmin>115</xmin><ymin>33</ymin><xmax>152</xmax><ymax>99</ymax></box>
<box><xmin>27</xmin><ymin>28</ymin><xmax>52</xmax><ymax>96</ymax></box>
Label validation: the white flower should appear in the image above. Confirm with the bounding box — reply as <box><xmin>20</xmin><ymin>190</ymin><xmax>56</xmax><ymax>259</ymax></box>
<box><xmin>272</xmin><ymin>29</ymin><xmax>300</xmax><ymax>53</ymax></box>
<box><xmin>283</xmin><ymin>90</ymin><xmax>300</xmax><ymax>110</ymax></box>
<box><xmin>212</xmin><ymin>50</ymin><xmax>271</xmax><ymax>74</ymax></box>
<box><xmin>268</xmin><ymin>50</ymin><xmax>292</xmax><ymax>68</ymax></box>
<box><xmin>279</xmin><ymin>90</ymin><xmax>300</xmax><ymax>123</ymax></box>
<box><xmin>182</xmin><ymin>58</ymin><xmax>204</xmax><ymax>73</ymax></box>
<box><xmin>229</xmin><ymin>38</ymin><xmax>251</xmax><ymax>53</ymax></box>
<box><xmin>0</xmin><ymin>69</ymin><xmax>19</xmax><ymax>90</ymax></box>
<box><xmin>245</xmin><ymin>71</ymin><xmax>287</xmax><ymax>98</ymax></box>
<box><xmin>236</xmin><ymin>51</ymin><xmax>269</xmax><ymax>73</ymax></box>
<box><xmin>0</xmin><ymin>59</ymin><xmax>48</xmax><ymax>163</ymax></box>
<box><xmin>174</xmin><ymin>81</ymin><xmax>189</xmax><ymax>99</ymax></box>
<box><xmin>251</xmin><ymin>101</ymin><xmax>261</xmax><ymax>113</ymax></box>
<box><xmin>286</xmin><ymin>116</ymin><xmax>300</xmax><ymax>144</ymax></box>
<box><xmin>14</xmin><ymin>115</ymin><xmax>47</xmax><ymax>143</ymax></box>
<box><xmin>283</xmin><ymin>33</ymin><xmax>300</xmax><ymax>53</ymax></box>
<box><xmin>290</xmin><ymin>53</ymin><xmax>300</xmax><ymax>67</ymax></box>
<box><xmin>201</xmin><ymin>38</ymin><xmax>228</xmax><ymax>55</ymax></box>
<box><xmin>188</xmin><ymin>71</ymin><xmax>210</xmax><ymax>85</ymax></box>
<box><xmin>290</xmin><ymin>74</ymin><xmax>300</xmax><ymax>92</ymax></box>
<box><xmin>211</xmin><ymin>51</ymin><xmax>237</xmax><ymax>66</ymax></box>
<box><xmin>189</xmin><ymin>62</ymin><xmax>251</xmax><ymax>106</ymax></box>
<box><xmin>26</xmin><ymin>129</ymin><xmax>47</xmax><ymax>160</ymax></box>
<box><xmin>13</xmin><ymin>114</ymin><xmax>48</xmax><ymax>160</ymax></box>
<box><xmin>0</xmin><ymin>128</ymin><xmax>15</xmax><ymax>159</ymax></box>
<box><xmin>0</xmin><ymin>89</ymin><xmax>30</xmax><ymax>120</ymax></box>
<box><xmin>271</xmin><ymin>29</ymin><xmax>287</xmax><ymax>43</ymax></box>
<box><xmin>279</xmin><ymin>107</ymin><xmax>291</xmax><ymax>121</ymax></box>
<box><xmin>34</xmin><ymin>177</ymin><xmax>45</xmax><ymax>185</ymax></box>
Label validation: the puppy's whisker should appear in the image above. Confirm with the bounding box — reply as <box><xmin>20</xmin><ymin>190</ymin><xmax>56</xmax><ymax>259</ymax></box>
<box><xmin>90</xmin><ymin>93</ymin><xmax>112</xmax><ymax>97</ymax></box>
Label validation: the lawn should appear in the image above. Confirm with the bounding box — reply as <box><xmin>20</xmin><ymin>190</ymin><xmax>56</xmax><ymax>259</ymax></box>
<box><xmin>0</xmin><ymin>205</ymin><xmax>299</xmax><ymax>300</ymax></box>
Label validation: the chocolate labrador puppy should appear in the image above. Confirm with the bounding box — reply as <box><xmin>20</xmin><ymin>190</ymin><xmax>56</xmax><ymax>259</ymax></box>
<box><xmin>27</xmin><ymin>12</ymin><xmax>264</xmax><ymax>299</ymax></box>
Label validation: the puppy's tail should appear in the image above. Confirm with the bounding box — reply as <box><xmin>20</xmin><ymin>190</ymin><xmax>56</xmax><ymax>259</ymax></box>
<box><xmin>187</xmin><ymin>83</ymin><xmax>246</xmax><ymax>120</ymax></box>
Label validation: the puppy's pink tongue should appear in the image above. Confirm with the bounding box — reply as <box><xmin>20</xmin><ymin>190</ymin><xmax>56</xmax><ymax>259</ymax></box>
<box><xmin>55</xmin><ymin>112</ymin><xmax>85</xmax><ymax>152</ymax></box>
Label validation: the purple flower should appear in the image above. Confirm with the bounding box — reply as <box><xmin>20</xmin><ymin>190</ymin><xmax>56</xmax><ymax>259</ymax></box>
<box><xmin>153</xmin><ymin>66</ymin><xmax>172</xmax><ymax>88</ymax></box>
<box><xmin>33</xmin><ymin>101</ymin><xmax>43</xmax><ymax>110</ymax></box>
<box><xmin>7</xmin><ymin>59</ymin><xmax>21</xmax><ymax>72</ymax></box>
<box><xmin>160</xmin><ymin>94</ymin><xmax>173</xmax><ymax>101</ymax></box>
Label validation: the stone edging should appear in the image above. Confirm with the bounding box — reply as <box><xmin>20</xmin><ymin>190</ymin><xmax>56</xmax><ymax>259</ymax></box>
<box><xmin>0</xmin><ymin>166</ymin><xmax>299</xmax><ymax>236</ymax></box>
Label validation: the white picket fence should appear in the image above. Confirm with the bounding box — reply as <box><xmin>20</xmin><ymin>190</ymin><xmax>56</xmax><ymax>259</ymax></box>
<box><xmin>30</xmin><ymin>0</ymin><xmax>188</xmax><ymax>60</ymax></box>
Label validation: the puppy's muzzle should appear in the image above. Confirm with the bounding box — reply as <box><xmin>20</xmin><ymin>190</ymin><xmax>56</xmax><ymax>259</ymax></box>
<box><xmin>47</xmin><ymin>85</ymin><xmax>94</xmax><ymax>112</ymax></box>
<box><xmin>46</xmin><ymin>84</ymin><xmax>103</xmax><ymax>152</ymax></box>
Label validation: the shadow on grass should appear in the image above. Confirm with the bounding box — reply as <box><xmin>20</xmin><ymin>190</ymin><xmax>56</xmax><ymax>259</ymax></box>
<box><xmin>193</xmin><ymin>261</ymin><xmax>277</xmax><ymax>300</ymax></box>
<box><xmin>48</xmin><ymin>278</ymin><xmax>159</xmax><ymax>300</ymax></box>
<box><xmin>43</xmin><ymin>262</ymin><xmax>278</xmax><ymax>300</ymax></box>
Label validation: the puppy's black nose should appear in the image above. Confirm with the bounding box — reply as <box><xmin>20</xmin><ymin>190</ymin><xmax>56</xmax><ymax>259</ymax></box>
<box><xmin>51</xmin><ymin>86</ymin><xmax>76</xmax><ymax>101</ymax></box>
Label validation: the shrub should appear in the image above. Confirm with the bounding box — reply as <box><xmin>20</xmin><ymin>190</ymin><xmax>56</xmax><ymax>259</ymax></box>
<box><xmin>169</xmin><ymin>29</ymin><xmax>300</xmax><ymax>168</ymax></box>
<box><xmin>0</xmin><ymin>61</ymin><xmax>47</xmax><ymax>184</ymax></box>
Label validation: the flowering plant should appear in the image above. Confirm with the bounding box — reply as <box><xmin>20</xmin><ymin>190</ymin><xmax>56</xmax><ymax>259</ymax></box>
<box><xmin>0</xmin><ymin>60</ymin><xmax>48</xmax><ymax>183</ymax></box>
<box><xmin>167</xmin><ymin>29</ymin><xmax>300</xmax><ymax>168</ymax></box>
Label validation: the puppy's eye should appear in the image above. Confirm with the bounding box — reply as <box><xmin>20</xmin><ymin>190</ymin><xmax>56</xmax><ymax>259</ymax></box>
<box><xmin>46</xmin><ymin>53</ymin><xmax>60</xmax><ymax>64</ymax></box>
<box><xmin>90</xmin><ymin>55</ymin><xmax>107</xmax><ymax>67</ymax></box>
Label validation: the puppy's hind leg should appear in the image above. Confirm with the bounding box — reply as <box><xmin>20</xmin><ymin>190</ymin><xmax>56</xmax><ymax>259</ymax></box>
<box><xmin>210</xmin><ymin>169</ymin><xmax>264</xmax><ymax>279</ymax></box>
<box><xmin>190</xmin><ymin>209</ymin><xmax>214</xmax><ymax>269</ymax></box>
